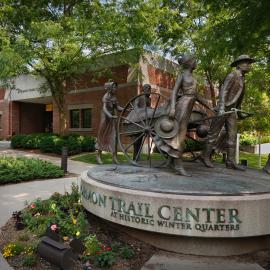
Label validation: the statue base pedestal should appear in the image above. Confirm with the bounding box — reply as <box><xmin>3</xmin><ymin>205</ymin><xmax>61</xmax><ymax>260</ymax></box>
<box><xmin>81</xmin><ymin>163</ymin><xmax>270</xmax><ymax>256</ymax></box>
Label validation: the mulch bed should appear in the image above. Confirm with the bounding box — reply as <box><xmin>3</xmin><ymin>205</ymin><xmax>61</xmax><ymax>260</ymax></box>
<box><xmin>0</xmin><ymin>211</ymin><xmax>156</xmax><ymax>270</ymax></box>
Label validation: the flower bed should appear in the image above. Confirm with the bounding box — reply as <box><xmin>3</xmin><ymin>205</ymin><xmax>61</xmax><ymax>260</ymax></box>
<box><xmin>0</xmin><ymin>156</ymin><xmax>64</xmax><ymax>184</ymax></box>
<box><xmin>0</xmin><ymin>184</ymin><xmax>156</xmax><ymax>269</ymax></box>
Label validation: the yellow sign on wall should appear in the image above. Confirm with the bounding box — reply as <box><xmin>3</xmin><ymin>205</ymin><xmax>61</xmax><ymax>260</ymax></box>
<box><xmin>46</xmin><ymin>104</ymin><xmax>53</xmax><ymax>112</ymax></box>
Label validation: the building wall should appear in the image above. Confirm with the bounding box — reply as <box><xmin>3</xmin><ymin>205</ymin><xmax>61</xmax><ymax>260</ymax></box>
<box><xmin>0</xmin><ymin>100</ymin><xmax>9</xmax><ymax>138</ymax></box>
<box><xmin>53</xmin><ymin>84</ymin><xmax>137</xmax><ymax>135</ymax></box>
<box><xmin>0</xmin><ymin>57</ymin><xmax>178</xmax><ymax>138</ymax></box>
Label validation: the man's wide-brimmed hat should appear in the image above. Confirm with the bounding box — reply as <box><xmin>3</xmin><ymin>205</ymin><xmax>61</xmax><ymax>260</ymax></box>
<box><xmin>230</xmin><ymin>55</ymin><xmax>256</xmax><ymax>67</ymax></box>
<box><xmin>154</xmin><ymin>116</ymin><xmax>179</xmax><ymax>139</ymax></box>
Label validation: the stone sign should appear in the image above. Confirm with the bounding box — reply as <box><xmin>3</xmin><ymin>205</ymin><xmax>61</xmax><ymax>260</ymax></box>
<box><xmin>81</xmin><ymin>168</ymin><xmax>270</xmax><ymax>238</ymax></box>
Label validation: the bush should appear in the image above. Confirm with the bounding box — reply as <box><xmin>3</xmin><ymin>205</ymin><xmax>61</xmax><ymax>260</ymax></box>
<box><xmin>0</xmin><ymin>157</ymin><xmax>64</xmax><ymax>184</ymax></box>
<box><xmin>39</xmin><ymin>135</ymin><xmax>62</xmax><ymax>153</ymax></box>
<box><xmin>240</xmin><ymin>133</ymin><xmax>257</xmax><ymax>146</ymax></box>
<box><xmin>120</xmin><ymin>245</ymin><xmax>135</xmax><ymax>259</ymax></box>
<box><xmin>12</xmin><ymin>133</ymin><xmax>96</xmax><ymax>155</ymax></box>
<box><xmin>94</xmin><ymin>251</ymin><xmax>116</xmax><ymax>268</ymax></box>
<box><xmin>80</xmin><ymin>136</ymin><xmax>96</xmax><ymax>152</ymax></box>
<box><xmin>66</xmin><ymin>135</ymin><xmax>82</xmax><ymax>155</ymax></box>
<box><xmin>11</xmin><ymin>133</ymin><xmax>55</xmax><ymax>149</ymax></box>
<box><xmin>11</xmin><ymin>135</ymin><xmax>26</xmax><ymax>148</ymax></box>
<box><xmin>84</xmin><ymin>235</ymin><xmax>101</xmax><ymax>255</ymax></box>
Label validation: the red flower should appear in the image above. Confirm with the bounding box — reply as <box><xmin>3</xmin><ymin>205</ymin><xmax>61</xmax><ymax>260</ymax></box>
<box><xmin>30</xmin><ymin>204</ymin><xmax>36</xmax><ymax>209</ymax></box>
<box><xmin>96</xmin><ymin>250</ymin><xmax>102</xmax><ymax>255</ymax></box>
<box><xmin>106</xmin><ymin>247</ymin><xmax>112</xmax><ymax>251</ymax></box>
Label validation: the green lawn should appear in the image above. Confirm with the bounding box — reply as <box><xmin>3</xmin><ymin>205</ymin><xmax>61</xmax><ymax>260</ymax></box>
<box><xmin>72</xmin><ymin>151</ymin><xmax>269</xmax><ymax>169</ymax></box>
<box><xmin>71</xmin><ymin>152</ymin><xmax>164</xmax><ymax>164</ymax></box>
<box><xmin>214</xmin><ymin>151</ymin><xmax>268</xmax><ymax>169</ymax></box>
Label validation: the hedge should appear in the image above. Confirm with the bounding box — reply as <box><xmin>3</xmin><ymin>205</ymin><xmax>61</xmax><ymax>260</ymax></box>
<box><xmin>0</xmin><ymin>156</ymin><xmax>64</xmax><ymax>184</ymax></box>
<box><xmin>11</xmin><ymin>133</ymin><xmax>96</xmax><ymax>155</ymax></box>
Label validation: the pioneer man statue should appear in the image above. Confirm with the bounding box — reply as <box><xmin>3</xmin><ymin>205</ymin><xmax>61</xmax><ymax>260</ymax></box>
<box><xmin>201</xmin><ymin>55</ymin><xmax>255</xmax><ymax>170</ymax></box>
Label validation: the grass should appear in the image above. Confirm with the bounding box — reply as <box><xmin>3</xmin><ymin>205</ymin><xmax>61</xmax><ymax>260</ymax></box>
<box><xmin>214</xmin><ymin>151</ymin><xmax>269</xmax><ymax>169</ymax></box>
<box><xmin>73</xmin><ymin>151</ymin><xmax>269</xmax><ymax>170</ymax></box>
<box><xmin>72</xmin><ymin>152</ymin><xmax>164</xmax><ymax>164</ymax></box>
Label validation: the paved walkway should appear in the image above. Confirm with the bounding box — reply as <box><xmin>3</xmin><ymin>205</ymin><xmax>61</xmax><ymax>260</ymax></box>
<box><xmin>142</xmin><ymin>251</ymin><xmax>264</xmax><ymax>270</ymax></box>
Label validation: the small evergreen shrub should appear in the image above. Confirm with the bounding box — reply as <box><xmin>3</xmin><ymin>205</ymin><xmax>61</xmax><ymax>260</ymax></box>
<box><xmin>0</xmin><ymin>157</ymin><xmax>64</xmax><ymax>184</ymax></box>
<box><xmin>11</xmin><ymin>135</ymin><xmax>26</xmax><ymax>148</ymax></box>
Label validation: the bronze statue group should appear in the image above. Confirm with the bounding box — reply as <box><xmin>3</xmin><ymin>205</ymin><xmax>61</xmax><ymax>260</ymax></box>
<box><xmin>95</xmin><ymin>55</ymin><xmax>270</xmax><ymax>176</ymax></box>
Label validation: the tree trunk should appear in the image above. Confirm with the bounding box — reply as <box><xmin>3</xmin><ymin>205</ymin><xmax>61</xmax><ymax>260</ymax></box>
<box><xmin>46</xmin><ymin>78</ymin><xmax>68</xmax><ymax>135</ymax></box>
<box><xmin>58</xmin><ymin>107</ymin><xmax>68</xmax><ymax>135</ymax></box>
<box><xmin>205</xmin><ymin>69</ymin><xmax>216</xmax><ymax>108</ymax></box>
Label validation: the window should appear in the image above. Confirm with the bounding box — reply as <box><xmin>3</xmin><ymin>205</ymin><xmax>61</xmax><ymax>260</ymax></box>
<box><xmin>69</xmin><ymin>107</ymin><xmax>92</xmax><ymax>130</ymax></box>
<box><xmin>82</xmin><ymin>108</ymin><xmax>92</xmax><ymax>128</ymax></box>
<box><xmin>70</xmin><ymin>109</ymin><xmax>80</xmax><ymax>128</ymax></box>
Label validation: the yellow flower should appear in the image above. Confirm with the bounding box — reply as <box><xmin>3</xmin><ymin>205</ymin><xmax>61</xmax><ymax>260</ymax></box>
<box><xmin>72</xmin><ymin>219</ymin><xmax>77</xmax><ymax>225</ymax></box>
<box><xmin>51</xmin><ymin>203</ymin><xmax>56</xmax><ymax>210</ymax></box>
<box><xmin>75</xmin><ymin>231</ymin><xmax>80</xmax><ymax>237</ymax></box>
<box><xmin>63</xmin><ymin>236</ymin><xmax>69</xmax><ymax>241</ymax></box>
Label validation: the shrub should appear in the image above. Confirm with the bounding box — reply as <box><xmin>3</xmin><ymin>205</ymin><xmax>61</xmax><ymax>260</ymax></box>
<box><xmin>40</xmin><ymin>135</ymin><xmax>63</xmax><ymax>153</ymax></box>
<box><xmin>120</xmin><ymin>245</ymin><xmax>135</xmax><ymax>259</ymax></box>
<box><xmin>11</xmin><ymin>135</ymin><xmax>26</xmax><ymax>148</ymax></box>
<box><xmin>65</xmin><ymin>135</ymin><xmax>81</xmax><ymax>155</ymax></box>
<box><xmin>260</xmin><ymin>136</ymin><xmax>270</xmax><ymax>144</ymax></box>
<box><xmin>0</xmin><ymin>157</ymin><xmax>64</xmax><ymax>184</ymax></box>
<box><xmin>94</xmin><ymin>250</ymin><xmax>116</xmax><ymax>268</ymax></box>
<box><xmin>240</xmin><ymin>133</ymin><xmax>257</xmax><ymax>146</ymax></box>
<box><xmin>12</xmin><ymin>133</ymin><xmax>96</xmax><ymax>155</ymax></box>
<box><xmin>80</xmin><ymin>136</ymin><xmax>96</xmax><ymax>152</ymax></box>
<box><xmin>84</xmin><ymin>235</ymin><xmax>101</xmax><ymax>255</ymax></box>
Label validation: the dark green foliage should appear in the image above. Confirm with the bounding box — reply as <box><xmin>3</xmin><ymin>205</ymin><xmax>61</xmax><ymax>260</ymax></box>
<box><xmin>39</xmin><ymin>135</ymin><xmax>64</xmax><ymax>154</ymax></box>
<box><xmin>10</xmin><ymin>135</ymin><xmax>25</xmax><ymax>148</ymax></box>
<box><xmin>11</xmin><ymin>133</ymin><xmax>54</xmax><ymax>149</ymax></box>
<box><xmin>12</xmin><ymin>133</ymin><xmax>96</xmax><ymax>155</ymax></box>
<box><xmin>120</xmin><ymin>245</ymin><xmax>135</xmax><ymax>260</ymax></box>
<box><xmin>0</xmin><ymin>157</ymin><xmax>64</xmax><ymax>184</ymax></box>
<box><xmin>94</xmin><ymin>251</ymin><xmax>116</xmax><ymax>268</ymax></box>
<box><xmin>80</xmin><ymin>135</ymin><xmax>96</xmax><ymax>152</ymax></box>
<box><xmin>22</xmin><ymin>254</ymin><xmax>37</xmax><ymax>267</ymax></box>
<box><xmin>184</xmin><ymin>139</ymin><xmax>203</xmax><ymax>152</ymax></box>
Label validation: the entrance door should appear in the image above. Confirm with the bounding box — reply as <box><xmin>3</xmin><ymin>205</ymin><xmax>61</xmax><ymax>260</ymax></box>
<box><xmin>44</xmin><ymin>104</ymin><xmax>53</xmax><ymax>132</ymax></box>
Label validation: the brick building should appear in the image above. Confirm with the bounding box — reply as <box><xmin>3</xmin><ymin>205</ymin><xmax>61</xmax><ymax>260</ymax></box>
<box><xmin>0</xmin><ymin>52</ymin><xmax>177</xmax><ymax>139</ymax></box>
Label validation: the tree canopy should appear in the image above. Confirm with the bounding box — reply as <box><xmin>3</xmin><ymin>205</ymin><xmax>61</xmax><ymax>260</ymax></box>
<box><xmin>0</xmin><ymin>0</ymin><xmax>168</xmax><ymax>133</ymax></box>
<box><xmin>0</xmin><ymin>0</ymin><xmax>270</xmax><ymax>134</ymax></box>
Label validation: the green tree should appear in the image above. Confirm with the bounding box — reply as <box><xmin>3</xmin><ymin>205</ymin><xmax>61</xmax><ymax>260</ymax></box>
<box><xmin>158</xmin><ymin>0</ymin><xmax>270</xmax><ymax>133</ymax></box>
<box><xmin>0</xmin><ymin>0</ymin><xmax>164</xmax><ymax>134</ymax></box>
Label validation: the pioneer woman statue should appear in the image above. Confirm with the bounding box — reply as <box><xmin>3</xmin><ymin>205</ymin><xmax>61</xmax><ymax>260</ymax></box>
<box><xmin>95</xmin><ymin>81</ymin><xmax>123</xmax><ymax>164</ymax></box>
<box><xmin>154</xmin><ymin>54</ymin><xmax>198</xmax><ymax>176</ymax></box>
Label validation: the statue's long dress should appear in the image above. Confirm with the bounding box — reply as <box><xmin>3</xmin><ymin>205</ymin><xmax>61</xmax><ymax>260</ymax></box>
<box><xmin>95</xmin><ymin>93</ymin><xmax>118</xmax><ymax>153</ymax></box>
<box><xmin>155</xmin><ymin>79</ymin><xmax>197</xmax><ymax>158</ymax></box>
